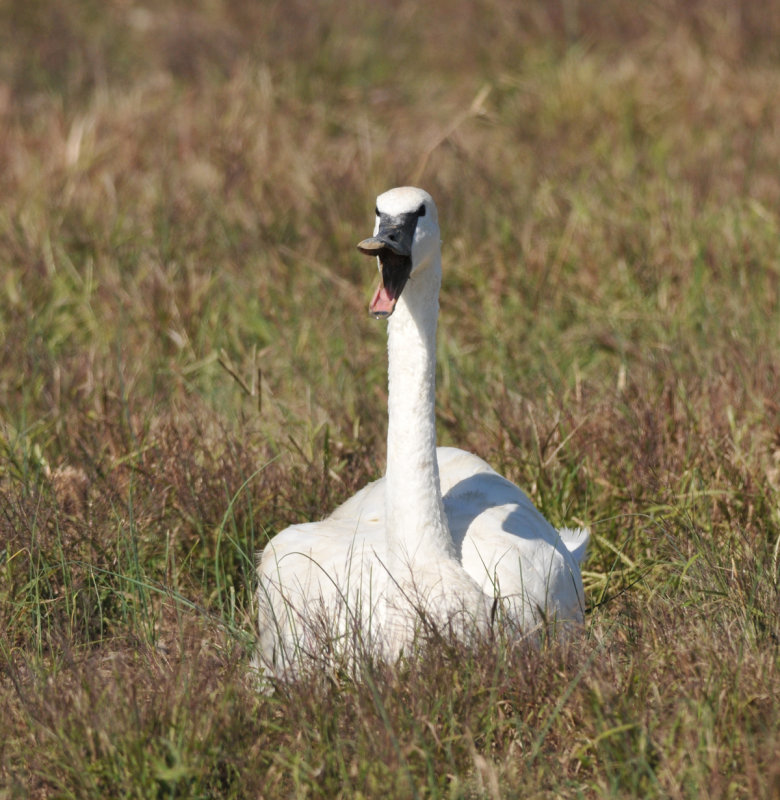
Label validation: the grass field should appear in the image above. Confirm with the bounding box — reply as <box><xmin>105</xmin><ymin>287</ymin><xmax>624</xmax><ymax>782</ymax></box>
<box><xmin>2</xmin><ymin>0</ymin><xmax>780</xmax><ymax>796</ymax></box>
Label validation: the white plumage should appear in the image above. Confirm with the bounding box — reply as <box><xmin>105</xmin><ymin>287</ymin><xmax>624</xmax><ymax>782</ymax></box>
<box><xmin>256</xmin><ymin>187</ymin><xmax>588</xmax><ymax>677</ymax></box>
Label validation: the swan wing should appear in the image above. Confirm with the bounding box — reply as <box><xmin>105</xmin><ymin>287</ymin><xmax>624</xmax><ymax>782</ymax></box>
<box><xmin>256</xmin><ymin>515</ymin><xmax>386</xmax><ymax>672</ymax></box>
<box><xmin>438</xmin><ymin>447</ymin><xmax>586</xmax><ymax>630</ymax></box>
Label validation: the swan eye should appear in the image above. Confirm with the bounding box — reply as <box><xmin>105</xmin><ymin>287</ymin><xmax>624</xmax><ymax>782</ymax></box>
<box><xmin>416</xmin><ymin>204</ymin><xmax>426</xmax><ymax>218</ymax></box>
<box><xmin>375</xmin><ymin>207</ymin><xmax>380</xmax><ymax>217</ymax></box>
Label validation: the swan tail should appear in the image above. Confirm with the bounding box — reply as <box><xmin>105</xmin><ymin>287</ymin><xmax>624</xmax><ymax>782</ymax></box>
<box><xmin>557</xmin><ymin>526</ymin><xmax>589</xmax><ymax>565</ymax></box>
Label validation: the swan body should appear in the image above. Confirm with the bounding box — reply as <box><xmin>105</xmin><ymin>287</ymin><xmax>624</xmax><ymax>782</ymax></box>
<box><xmin>256</xmin><ymin>187</ymin><xmax>588</xmax><ymax>677</ymax></box>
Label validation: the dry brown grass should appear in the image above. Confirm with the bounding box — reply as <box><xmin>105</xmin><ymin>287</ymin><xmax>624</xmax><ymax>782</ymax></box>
<box><xmin>1</xmin><ymin>0</ymin><xmax>779</xmax><ymax>797</ymax></box>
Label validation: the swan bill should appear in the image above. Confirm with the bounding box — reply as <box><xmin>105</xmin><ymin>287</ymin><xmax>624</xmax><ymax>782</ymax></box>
<box><xmin>358</xmin><ymin>209</ymin><xmax>421</xmax><ymax>319</ymax></box>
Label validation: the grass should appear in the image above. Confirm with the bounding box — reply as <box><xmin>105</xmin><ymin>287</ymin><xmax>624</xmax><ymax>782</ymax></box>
<box><xmin>1</xmin><ymin>0</ymin><xmax>779</xmax><ymax>796</ymax></box>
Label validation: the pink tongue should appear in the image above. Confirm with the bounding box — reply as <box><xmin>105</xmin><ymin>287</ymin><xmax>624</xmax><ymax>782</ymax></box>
<box><xmin>369</xmin><ymin>283</ymin><xmax>396</xmax><ymax>317</ymax></box>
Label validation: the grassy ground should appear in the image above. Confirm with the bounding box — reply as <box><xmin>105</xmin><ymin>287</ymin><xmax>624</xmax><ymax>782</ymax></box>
<box><xmin>1</xmin><ymin>0</ymin><xmax>779</xmax><ymax>796</ymax></box>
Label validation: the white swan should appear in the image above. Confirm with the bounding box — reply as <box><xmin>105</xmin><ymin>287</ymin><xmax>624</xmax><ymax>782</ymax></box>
<box><xmin>256</xmin><ymin>187</ymin><xmax>588</xmax><ymax>676</ymax></box>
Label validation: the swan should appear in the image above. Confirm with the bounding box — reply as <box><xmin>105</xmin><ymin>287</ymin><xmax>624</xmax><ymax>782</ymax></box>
<box><xmin>255</xmin><ymin>187</ymin><xmax>588</xmax><ymax>677</ymax></box>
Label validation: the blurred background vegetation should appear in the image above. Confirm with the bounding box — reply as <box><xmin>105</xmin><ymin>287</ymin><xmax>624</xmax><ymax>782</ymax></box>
<box><xmin>1</xmin><ymin>1</ymin><xmax>779</xmax><ymax>796</ymax></box>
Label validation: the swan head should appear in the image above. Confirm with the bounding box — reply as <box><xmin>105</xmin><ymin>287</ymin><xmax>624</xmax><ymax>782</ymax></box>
<box><xmin>357</xmin><ymin>186</ymin><xmax>440</xmax><ymax>318</ymax></box>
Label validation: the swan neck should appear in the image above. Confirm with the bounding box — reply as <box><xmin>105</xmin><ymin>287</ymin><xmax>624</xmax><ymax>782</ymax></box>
<box><xmin>385</xmin><ymin>258</ymin><xmax>452</xmax><ymax>562</ymax></box>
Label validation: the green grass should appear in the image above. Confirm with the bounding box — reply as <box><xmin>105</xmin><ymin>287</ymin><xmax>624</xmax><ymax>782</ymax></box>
<box><xmin>2</xmin><ymin>0</ymin><xmax>780</xmax><ymax>796</ymax></box>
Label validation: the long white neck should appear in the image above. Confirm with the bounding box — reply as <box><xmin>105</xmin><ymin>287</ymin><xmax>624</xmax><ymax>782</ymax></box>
<box><xmin>384</xmin><ymin>255</ymin><xmax>454</xmax><ymax>567</ymax></box>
